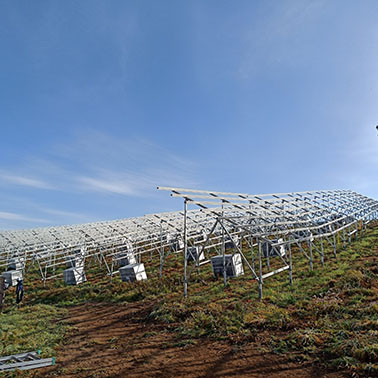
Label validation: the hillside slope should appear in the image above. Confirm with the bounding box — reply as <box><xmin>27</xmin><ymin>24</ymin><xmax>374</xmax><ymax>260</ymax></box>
<box><xmin>1</xmin><ymin>224</ymin><xmax>377</xmax><ymax>377</ymax></box>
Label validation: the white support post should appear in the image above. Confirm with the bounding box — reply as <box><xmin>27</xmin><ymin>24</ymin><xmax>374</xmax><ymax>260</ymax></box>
<box><xmin>183</xmin><ymin>199</ymin><xmax>188</xmax><ymax>297</ymax></box>
<box><xmin>258</xmin><ymin>240</ymin><xmax>263</xmax><ymax>300</ymax></box>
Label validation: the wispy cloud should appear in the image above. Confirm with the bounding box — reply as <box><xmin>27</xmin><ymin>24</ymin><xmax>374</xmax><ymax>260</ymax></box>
<box><xmin>77</xmin><ymin>167</ymin><xmax>197</xmax><ymax>197</ymax></box>
<box><xmin>56</xmin><ymin>129</ymin><xmax>198</xmax><ymax>196</ymax></box>
<box><xmin>0</xmin><ymin>130</ymin><xmax>198</xmax><ymax>197</ymax></box>
<box><xmin>0</xmin><ymin>129</ymin><xmax>199</xmax><ymax>228</ymax></box>
<box><xmin>0</xmin><ymin>172</ymin><xmax>54</xmax><ymax>189</ymax></box>
<box><xmin>78</xmin><ymin>176</ymin><xmax>137</xmax><ymax>196</ymax></box>
<box><xmin>38</xmin><ymin>207</ymin><xmax>93</xmax><ymax>222</ymax></box>
<box><xmin>0</xmin><ymin>211</ymin><xmax>49</xmax><ymax>223</ymax></box>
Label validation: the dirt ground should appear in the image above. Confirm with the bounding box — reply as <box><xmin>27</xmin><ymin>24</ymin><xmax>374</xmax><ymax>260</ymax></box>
<box><xmin>35</xmin><ymin>302</ymin><xmax>348</xmax><ymax>378</ymax></box>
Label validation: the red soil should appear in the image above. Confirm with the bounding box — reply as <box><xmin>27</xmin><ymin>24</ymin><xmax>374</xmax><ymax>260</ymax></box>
<box><xmin>33</xmin><ymin>302</ymin><xmax>348</xmax><ymax>378</ymax></box>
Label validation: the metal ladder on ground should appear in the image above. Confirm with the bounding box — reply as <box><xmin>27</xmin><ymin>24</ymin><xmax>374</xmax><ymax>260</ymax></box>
<box><xmin>0</xmin><ymin>350</ymin><xmax>55</xmax><ymax>371</ymax></box>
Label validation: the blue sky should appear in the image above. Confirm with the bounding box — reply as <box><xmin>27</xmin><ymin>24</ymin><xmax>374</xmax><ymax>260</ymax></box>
<box><xmin>0</xmin><ymin>0</ymin><xmax>377</xmax><ymax>229</ymax></box>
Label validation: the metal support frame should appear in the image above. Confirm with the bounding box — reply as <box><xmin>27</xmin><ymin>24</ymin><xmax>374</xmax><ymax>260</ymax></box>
<box><xmin>0</xmin><ymin>187</ymin><xmax>377</xmax><ymax>299</ymax></box>
<box><xmin>157</xmin><ymin>187</ymin><xmax>378</xmax><ymax>298</ymax></box>
<box><xmin>0</xmin><ymin>351</ymin><xmax>55</xmax><ymax>372</ymax></box>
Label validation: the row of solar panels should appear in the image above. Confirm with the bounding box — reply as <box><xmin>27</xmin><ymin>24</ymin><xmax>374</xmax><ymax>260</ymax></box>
<box><xmin>0</xmin><ymin>189</ymin><xmax>377</xmax><ymax>284</ymax></box>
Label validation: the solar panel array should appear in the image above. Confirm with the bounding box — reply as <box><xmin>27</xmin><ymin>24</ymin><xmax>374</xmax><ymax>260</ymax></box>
<box><xmin>158</xmin><ymin>187</ymin><xmax>378</xmax><ymax>297</ymax></box>
<box><xmin>0</xmin><ymin>188</ymin><xmax>377</xmax><ymax>297</ymax></box>
<box><xmin>0</xmin><ymin>208</ymin><xmax>222</xmax><ymax>282</ymax></box>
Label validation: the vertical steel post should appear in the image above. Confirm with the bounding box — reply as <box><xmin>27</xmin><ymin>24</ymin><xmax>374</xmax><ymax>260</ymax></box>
<box><xmin>320</xmin><ymin>237</ymin><xmax>324</xmax><ymax>266</ymax></box>
<box><xmin>288</xmin><ymin>242</ymin><xmax>293</xmax><ymax>285</ymax></box>
<box><xmin>221</xmin><ymin>204</ymin><xmax>227</xmax><ymax>287</ymax></box>
<box><xmin>183</xmin><ymin>199</ymin><xmax>188</xmax><ymax>297</ymax></box>
<box><xmin>309</xmin><ymin>240</ymin><xmax>313</xmax><ymax>270</ymax></box>
<box><xmin>258</xmin><ymin>240</ymin><xmax>263</xmax><ymax>300</ymax></box>
<box><xmin>250</xmin><ymin>236</ymin><xmax>255</xmax><ymax>271</ymax></box>
<box><xmin>343</xmin><ymin>225</ymin><xmax>346</xmax><ymax>249</ymax></box>
<box><xmin>110</xmin><ymin>259</ymin><xmax>114</xmax><ymax>283</ymax></box>
<box><xmin>159</xmin><ymin>221</ymin><xmax>163</xmax><ymax>279</ymax></box>
<box><xmin>332</xmin><ymin>232</ymin><xmax>337</xmax><ymax>260</ymax></box>
<box><xmin>355</xmin><ymin>221</ymin><xmax>358</xmax><ymax>240</ymax></box>
<box><xmin>348</xmin><ymin>225</ymin><xmax>352</xmax><ymax>245</ymax></box>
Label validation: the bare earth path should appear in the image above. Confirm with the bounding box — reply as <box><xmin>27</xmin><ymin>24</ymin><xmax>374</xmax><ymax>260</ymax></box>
<box><xmin>35</xmin><ymin>302</ymin><xmax>347</xmax><ymax>378</ymax></box>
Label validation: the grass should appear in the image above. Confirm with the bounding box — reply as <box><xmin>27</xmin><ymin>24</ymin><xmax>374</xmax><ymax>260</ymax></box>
<box><xmin>146</xmin><ymin>224</ymin><xmax>378</xmax><ymax>374</ymax></box>
<box><xmin>1</xmin><ymin>223</ymin><xmax>377</xmax><ymax>376</ymax></box>
<box><xmin>0</xmin><ymin>304</ymin><xmax>67</xmax><ymax>358</ymax></box>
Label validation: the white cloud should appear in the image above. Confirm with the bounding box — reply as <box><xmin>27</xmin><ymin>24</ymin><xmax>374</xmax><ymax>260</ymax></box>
<box><xmin>0</xmin><ymin>130</ymin><xmax>200</xmax><ymax>229</ymax></box>
<box><xmin>78</xmin><ymin>176</ymin><xmax>137</xmax><ymax>195</ymax></box>
<box><xmin>0</xmin><ymin>211</ymin><xmax>49</xmax><ymax>223</ymax></box>
<box><xmin>0</xmin><ymin>130</ymin><xmax>198</xmax><ymax>197</ymax></box>
<box><xmin>77</xmin><ymin>165</ymin><xmax>198</xmax><ymax>197</ymax></box>
<box><xmin>57</xmin><ymin>130</ymin><xmax>199</xmax><ymax>196</ymax></box>
<box><xmin>38</xmin><ymin>207</ymin><xmax>92</xmax><ymax>222</ymax></box>
<box><xmin>0</xmin><ymin>172</ymin><xmax>54</xmax><ymax>189</ymax></box>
